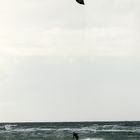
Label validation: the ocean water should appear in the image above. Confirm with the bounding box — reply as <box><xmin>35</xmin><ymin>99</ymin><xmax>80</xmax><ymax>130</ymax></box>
<box><xmin>0</xmin><ymin>122</ymin><xmax>140</xmax><ymax>140</ymax></box>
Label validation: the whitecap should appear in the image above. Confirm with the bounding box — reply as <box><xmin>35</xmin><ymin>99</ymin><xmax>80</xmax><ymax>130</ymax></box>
<box><xmin>81</xmin><ymin>138</ymin><xmax>104</xmax><ymax>140</ymax></box>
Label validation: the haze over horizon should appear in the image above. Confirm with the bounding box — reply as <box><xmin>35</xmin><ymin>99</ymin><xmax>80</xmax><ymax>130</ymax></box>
<box><xmin>0</xmin><ymin>0</ymin><xmax>140</xmax><ymax>122</ymax></box>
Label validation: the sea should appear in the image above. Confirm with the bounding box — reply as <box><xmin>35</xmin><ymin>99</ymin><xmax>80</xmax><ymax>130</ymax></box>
<box><xmin>0</xmin><ymin>121</ymin><xmax>140</xmax><ymax>140</ymax></box>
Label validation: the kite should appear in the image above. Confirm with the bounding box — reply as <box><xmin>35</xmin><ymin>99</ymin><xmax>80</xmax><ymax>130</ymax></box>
<box><xmin>76</xmin><ymin>0</ymin><xmax>85</xmax><ymax>5</ymax></box>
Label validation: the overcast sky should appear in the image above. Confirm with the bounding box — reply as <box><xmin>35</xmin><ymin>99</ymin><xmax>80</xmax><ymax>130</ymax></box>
<box><xmin>0</xmin><ymin>0</ymin><xmax>140</xmax><ymax>122</ymax></box>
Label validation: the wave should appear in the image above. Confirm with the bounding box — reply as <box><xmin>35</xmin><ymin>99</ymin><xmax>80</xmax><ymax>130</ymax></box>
<box><xmin>81</xmin><ymin>139</ymin><xmax>104</xmax><ymax>140</ymax></box>
<box><xmin>0</xmin><ymin>122</ymin><xmax>139</xmax><ymax>140</ymax></box>
<box><xmin>0</xmin><ymin>122</ymin><xmax>140</xmax><ymax>139</ymax></box>
<box><xmin>4</xmin><ymin>124</ymin><xmax>17</xmax><ymax>131</ymax></box>
<box><xmin>1</xmin><ymin>124</ymin><xmax>140</xmax><ymax>134</ymax></box>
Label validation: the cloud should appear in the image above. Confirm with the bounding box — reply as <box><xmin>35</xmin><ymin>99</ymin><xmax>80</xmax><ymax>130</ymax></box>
<box><xmin>1</xmin><ymin>55</ymin><xmax>140</xmax><ymax>121</ymax></box>
<box><xmin>0</xmin><ymin>27</ymin><xmax>139</xmax><ymax>58</ymax></box>
<box><xmin>0</xmin><ymin>0</ymin><xmax>140</xmax><ymax>121</ymax></box>
<box><xmin>0</xmin><ymin>0</ymin><xmax>140</xmax><ymax>58</ymax></box>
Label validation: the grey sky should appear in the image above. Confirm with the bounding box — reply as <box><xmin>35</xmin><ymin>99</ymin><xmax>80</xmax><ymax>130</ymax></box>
<box><xmin>0</xmin><ymin>0</ymin><xmax>140</xmax><ymax>122</ymax></box>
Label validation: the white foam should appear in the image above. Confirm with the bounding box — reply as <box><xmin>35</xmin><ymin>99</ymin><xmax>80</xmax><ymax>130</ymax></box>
<box><xmin>81</xmin><ymin>138</ymin><xmax>104</xmax><ymax>140</ymax></box>
<box><xmin>4</xmin><ymin>124</ymin><xmax>17</xmax><ymax>131</ymax></box>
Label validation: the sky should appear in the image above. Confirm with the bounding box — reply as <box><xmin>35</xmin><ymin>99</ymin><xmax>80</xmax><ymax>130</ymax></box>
<box><xmin>0</xmin><ymin>0</ymin><xmax>140</xmax><ymax>122</ymax></box>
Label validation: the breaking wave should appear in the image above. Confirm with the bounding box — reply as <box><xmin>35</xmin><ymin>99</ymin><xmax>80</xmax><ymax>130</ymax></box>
<box><xmin>0</xmin><ymin>122</ymin><xmax>140</xmax><ymax>139</ymax></box>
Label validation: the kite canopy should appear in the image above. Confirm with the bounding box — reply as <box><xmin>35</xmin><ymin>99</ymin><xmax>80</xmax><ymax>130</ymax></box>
<box><xmin>76</xmin><ymin>0</ymin><xmax>85</xmax><ymax>5</ymax></box>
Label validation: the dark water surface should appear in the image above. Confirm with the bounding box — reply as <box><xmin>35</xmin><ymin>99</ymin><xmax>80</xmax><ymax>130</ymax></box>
<box><xmin>0</xmin><ymin>121</ymin><xmax>140</xmax><ymax>140</ymax></box>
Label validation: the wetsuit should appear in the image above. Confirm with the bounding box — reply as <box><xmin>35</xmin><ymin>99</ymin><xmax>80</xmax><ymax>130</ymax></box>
<box><xmin>73</xmin><ymin>132</ymin><xmax>79</xmax><ymax>140</ymax></box>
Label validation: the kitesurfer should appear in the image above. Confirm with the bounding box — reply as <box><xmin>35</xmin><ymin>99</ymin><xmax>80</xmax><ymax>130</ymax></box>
<box><xmin>73</xmin><ymin>132</ymin><xmax>79</xmax><ymax>140</ymax></box>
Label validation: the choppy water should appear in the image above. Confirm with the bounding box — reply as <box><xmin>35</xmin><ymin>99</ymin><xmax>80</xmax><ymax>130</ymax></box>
<box><xmin>0</xmin><ymin>122</ymin><xmax>140</xmax><ymax>140</ymax></box>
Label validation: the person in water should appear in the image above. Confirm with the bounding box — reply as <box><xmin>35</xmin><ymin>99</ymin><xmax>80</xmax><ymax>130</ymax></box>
<box><xmin>73</xmin><ymin>132</ymin><xmax>79</xmax><ymax>140</ymax></box>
